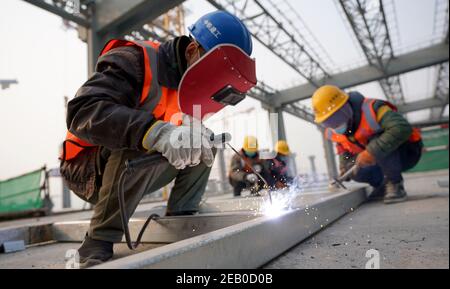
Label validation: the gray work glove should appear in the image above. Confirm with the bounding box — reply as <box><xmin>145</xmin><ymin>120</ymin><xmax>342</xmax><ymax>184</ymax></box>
<box><xmin>245</xmin><ymin>173</ymin><xmax>259</xmax><ymax>184</ymax></box>
<box><xmin>142</xmin><ymin>118</ymin><xmax>215</xmax><ymax>170</ymax></box>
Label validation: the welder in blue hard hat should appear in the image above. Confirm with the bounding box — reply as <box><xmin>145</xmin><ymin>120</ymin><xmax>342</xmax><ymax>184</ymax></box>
<box><xmin>63</xmin><ymin>11</ymin><xmax>256</xmax><ymax>267</ymax></box>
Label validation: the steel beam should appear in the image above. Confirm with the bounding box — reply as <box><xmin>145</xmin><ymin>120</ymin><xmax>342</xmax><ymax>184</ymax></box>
<box><xmin>22</xmin><ymin>0</ymin><xmax>91</xmax><ymax>27</ymax></box>
<box><xmin>207</xmin><ymin>0</ymin><xmax>330</xmax><ymax>87</ymax></box>
<box><xmin>247</xmin><ymin>82</ymin><xmax>277</xmax><ymax>106</ymax></box>
<box><xmin>53</xmin><ymin>214</ymin><xmax>257</xmax><ymax>244</ymax></box>
<box><xmin>431</xmin><ymin>62</ymin><xmax>449</xmax><ymax>120</ymax></box>
<box><xmin>268</xmin><ymin>107</ymin><xmax>287</xmax><ymax>144</ymax></box>
<box><xmin>338</xmin><ymin>0</ymin><xmax>405</xmax><ymax>104</ymax></box>
<box><xmin>322</xmin><ymin>132</ymin><xmax>339</xmax><ymax>179</ymax></box>
<box><xmin>216</xmin><ymin>149</ymin><xmax>229</xmax><ymax>194</ymax></box>
<box><xmin>95</xmin><ymin>186</ymin><xmax>368</xmax><ymax>269</ymax></box>
<box><xmin>275</xmin><ymin>43</ymin><xmax>449</xmax><ymax>106</ymax></box>
<box><xmin>411</xmin><ymin>117</ymin><xmax>449</xmax><ymax>128</ymax></box>
<box><xmin>0</xmin><ymin>79</ymin><xmax>18</xmax><ymax>90</ymax></box>
<box><xmin>0</xmin><ymin>224</ymin><xmax>53</xmax><ymax>247</ymax></box>
<box><xmin>398</xmin><ymin>97</ymin><xmax>449</xmax><ymax>114</ymax></box>
<box><xmin>281</xmin><ymin>103</ymin><xmax>316</xmax><ymax>125</ymax></box>
<box><xmin>95</xmin><ymin>0</ymin><xmax>185</xmax><ymax>37</ymax></box>
<box><xmin>199</xmin><ymin>189</ymin><xmax>351</xmax><ymax>213</ymax></box>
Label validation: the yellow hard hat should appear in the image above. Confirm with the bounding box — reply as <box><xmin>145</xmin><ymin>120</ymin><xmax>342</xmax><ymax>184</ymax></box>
<box><xmin>275</xmin><ymin>140</ymin><xmax>290</xmax><ymax>156</ymax></box>
<box><xmin>243</xmin><ymin>136</ymin><xmax>259</xmax><ymax>153</ymax></box>
<box><xmin>312</xmin><ymin>85</ymin><xmax>349</xmax><ymax>123</ymax></box>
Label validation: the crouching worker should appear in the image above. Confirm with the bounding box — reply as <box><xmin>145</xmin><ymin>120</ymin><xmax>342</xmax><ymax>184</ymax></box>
<box><xmin>229</xmin><ymin>136</ymin><xmax>269</xmax><ymax>197</ymax></box>
<box><xmin>312</xmin><ymin>85</ymin><xmax>423</xmax><ymax>204</ymax></box>
<box><xmin>267</xmin><ymin>140</ymin><xmax>294</xmax><ymax>189</ymax></box>
<box><xmin>59</xmin><ymin>11</ymin><xmax>256</xmax><ymax>267</ymax></box>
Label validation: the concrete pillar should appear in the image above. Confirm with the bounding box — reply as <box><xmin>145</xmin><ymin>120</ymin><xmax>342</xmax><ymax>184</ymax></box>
<box><xmin>86</xmin><ymin>4</ymin><xmax>104</xmax><ymax>77</ymax></box>
<box><xmin>268</xmin><ymin>107</ymin><xmax>287</xmax><ymax>144</ymax></box>
<box><xmin>62</xmin><ymin>184</ymin><xmax>71</xmax><ymax>209</ymax></box>
<box><xmin>321</xmin><ymin>130</ymin><xmax>338</xmax><ymax>179</ymax></box>
<box><xmin>308</xmin><ymin>155</ymin><xmax>318</xmax><ymax>182</ymax></box>
<box><xmin>217</xmin><ymin>149</ymin><xmax>229</xmax><ymax>194</ymax></box>
<box><xmin>268</xmin><ymin>107</ymin><xmax>298</xmax><ymax>176</ymax></box>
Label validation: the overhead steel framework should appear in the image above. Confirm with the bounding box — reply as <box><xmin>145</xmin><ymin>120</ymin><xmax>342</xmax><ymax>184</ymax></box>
<box><xmin>431</xmin><ymin>3</ymin><xmax>449</xmax><ymax>121</ymax></box>
<box><xmin>207</xmin><ymin>0</ymin><xmax>337</xmax><ymax>176</ymax></box>
<box><xmin>22</xmin><ymin>0</ymin><xmax>185</xmax><ymax>73</ymax></box>
<box><xmin>19</xmin><ymin>0</ymin><xmax>450</xmax><ymax>178</ymax></box>
<box><xmin>207</xmin><ymin>0</ymin><xmax>331</xmax><ymax>87</ymax></box>
<box><xmin>337</xmin><ymin>0</ymin><xmax>405</xmax><ymax>105</ymax></box>
<box><xmin>430</xmin><ymin>62</ymin><xmax>449</xmax><ymax>120</ymax></box>
<box><xmin>274</xmin><ymin>43</ymin><xmax>449</xmax><ymax>106</ymax></box>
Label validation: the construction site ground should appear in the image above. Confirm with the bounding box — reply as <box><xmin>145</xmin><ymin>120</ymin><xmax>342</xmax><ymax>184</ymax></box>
<box><xmin>266</xmin><ymin>170</ymin><xmax>449</xmax><ymax>269</ymax></box>
<box><xmin>0</xmin><ymin>170</ymin><xmax>448</xmax><ymax>269</ymax></box>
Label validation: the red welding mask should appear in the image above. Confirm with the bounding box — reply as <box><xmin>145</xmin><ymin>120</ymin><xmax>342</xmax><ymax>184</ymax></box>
<box><xmin>178</xmin><ymin>44</ymin><xmax>257</xmax><ymax>120</ymax></box>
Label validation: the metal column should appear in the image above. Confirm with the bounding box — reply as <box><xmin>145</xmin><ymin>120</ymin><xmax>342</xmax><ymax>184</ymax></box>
<box><xmin>268</xmin><ymin>107</ymin><xmax>287</xmax><ymax>144</ymax></box>
<box><xmin>217</xmin><ymin>149</ymin><xmax>229</xmax><ymax>194</ymax></box>
<box><xmin>321</xmin><ymin>129</ymin><xmax>338</xmax><ymax>179</ymax></box>
<box><xmin>268</xmin><ymin>107</ymin><xmax>298</xmax><ymax>176</ymax></box>
<box><xmin>308</xmin><ymin>155</ymin><xmax>318</xmax><ymax>182</ymax></box>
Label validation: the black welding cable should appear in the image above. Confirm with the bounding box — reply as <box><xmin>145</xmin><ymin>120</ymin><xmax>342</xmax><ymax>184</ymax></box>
<box><xmin>118</xmin><ymin>168</ymin><xmax>160</xmax><ymax>250</ymax></box>
<box><xmin>117</xmin><ymin>133</ymin><xmax>230</xmax><ymax>250</ymax></box>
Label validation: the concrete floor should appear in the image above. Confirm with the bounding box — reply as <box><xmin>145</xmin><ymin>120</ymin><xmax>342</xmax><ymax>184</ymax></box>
<box><xmin>0</xmin><ymin>242</ymin><xmax>163</xmax><ymax>269</ymax></box>
<box><xmin>265</xmin><ymin>170</ymin><xmax>449</xmax><ymax>269</ymax></box>
<box><xmin>1</xmin><ymin>171</ymin><xmax>447</xmax><ymax>269</ymax></box>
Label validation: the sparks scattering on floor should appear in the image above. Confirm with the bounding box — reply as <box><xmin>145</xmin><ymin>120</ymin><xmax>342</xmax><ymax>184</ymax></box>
<box><xmin>258</xmin><ymin>177</ymin><xmax>307</xmax><ymax>218</ymax></box>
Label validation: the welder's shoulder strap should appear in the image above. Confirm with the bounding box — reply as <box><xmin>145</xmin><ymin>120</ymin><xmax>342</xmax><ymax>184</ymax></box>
<box><xmin>100</xmin><ymin>39</ymin><xmax>162</xmax><ymax>113</ymax></box>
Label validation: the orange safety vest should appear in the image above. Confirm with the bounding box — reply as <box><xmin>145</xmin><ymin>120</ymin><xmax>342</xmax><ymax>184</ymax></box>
<box><xmin>61</xmin><ymin>40</ymin><xmax>182</xmax><ymax>161</ymax></box>
<box><xmin>325</xmin><ymin>98</ymin><xmax>422</xmax><ymax>155</ymax></box>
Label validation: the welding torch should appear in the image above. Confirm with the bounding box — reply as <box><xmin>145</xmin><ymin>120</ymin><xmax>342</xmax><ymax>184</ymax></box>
<box><xmin>329</xmin><ymin>164</ymin><xmax>358</xmax><ymax>191</ymax></box>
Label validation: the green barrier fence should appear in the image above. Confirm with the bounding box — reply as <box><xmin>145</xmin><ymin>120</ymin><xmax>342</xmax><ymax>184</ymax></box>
<box><xmin>408</xmin><ymin>127</ymin><xmax>449</xmax><ymax>173</ymax></box>
<box><xmin>0</xmin><ymin>168</ymin><xmax>47</xmax><ymax>213</ymax></box>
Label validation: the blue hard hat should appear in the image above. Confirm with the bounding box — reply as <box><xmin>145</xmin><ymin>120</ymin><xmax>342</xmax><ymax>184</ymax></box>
<box><xmin>188</xmin><ymin>11</ymin><xmax>253</xmax><ymax>56</ymax></box>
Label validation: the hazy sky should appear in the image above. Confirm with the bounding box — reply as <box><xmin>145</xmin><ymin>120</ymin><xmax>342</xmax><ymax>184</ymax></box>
<box><xmin>0</xmin><ymin>0</ymin><xmax>447</xmax><ymax>186</ymax></box>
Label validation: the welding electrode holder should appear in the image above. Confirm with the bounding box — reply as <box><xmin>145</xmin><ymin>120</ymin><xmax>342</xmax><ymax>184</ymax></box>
<box><xmin>330</xmin><ymin>165</ymin><xmax>358</xmax><ymax>190</ymax></box>
<box><xmin>118</xmin><ymin>133</ymin><xmax>231</xmax><ymax>250</ymax></box>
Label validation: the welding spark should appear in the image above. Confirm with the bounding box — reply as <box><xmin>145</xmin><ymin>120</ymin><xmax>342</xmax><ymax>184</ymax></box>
<box><xmin>259</xmin><ymin>177</ymin><xmax>306</xmax><ymax>218</ymax></box>
<box><xmin>261</xmin><ymin>196</ymin><xmax>289</xmax><ymax>218</ymax></box>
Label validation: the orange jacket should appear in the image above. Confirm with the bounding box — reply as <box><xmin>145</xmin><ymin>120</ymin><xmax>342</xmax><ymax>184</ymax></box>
<box><xmin>61</xmin><ymin>40</ymin><xmax>182</xmax><ymax>161</ymax></box>
<box><xmin>325</xmin><ymin>98</ymin><xmax>422</xmax><ymax>155</ymax></box>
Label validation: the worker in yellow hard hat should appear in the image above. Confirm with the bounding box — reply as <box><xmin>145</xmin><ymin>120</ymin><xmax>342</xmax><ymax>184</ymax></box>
<box><xmin>267</xmin><ymin>140</ymin><xmax>294</xmax><ymax>189</ymax></box>
<box><xmin>228</xmin><ymin>136</ymin><xmax>269</xmax><ymax>197</ymax></box>
<box><xmin>312</xmin><ymin>85</ymin><xmax>423</xmax><ymax>204</ymax></box>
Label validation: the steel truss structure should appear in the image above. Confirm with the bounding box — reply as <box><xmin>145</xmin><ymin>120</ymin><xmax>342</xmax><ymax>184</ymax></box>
<box><xmin>19</xmin><ymin>0</ymin><xmax>450</xmax><ymax>177</ymax></box>
<box><xmin>338</xmin><ymin>0</ymin><xmax>405</xmax><ymax>105</ymax></box>
<box><xmin>207</xmin><ymin>0</ymin><xmax>330</xmax><ymax>88</ymax></box>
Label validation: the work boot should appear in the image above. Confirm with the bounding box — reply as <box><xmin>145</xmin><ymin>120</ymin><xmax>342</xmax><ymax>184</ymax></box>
<box><xmin>78</xmin><ymin>234</ymin><xmax>113</xmax><ymax>269</ymax></box>
<box><xmin>384</xmin><ymin>181</ymin><xmax>408</xmax><ymax>204</ymax></box>
<box><xmin>367</xmin><ymin>183</ymin><xmax>386</xmax><ymax>202</ymax></box>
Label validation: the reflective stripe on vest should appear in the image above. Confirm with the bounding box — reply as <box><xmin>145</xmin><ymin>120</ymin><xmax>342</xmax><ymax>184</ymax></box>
<box><xmin>325</xmin><ymin>97</ymin><xmax>422</xmax><ymax>154</ymax></box>
<box><xmin>61</xmin><ymin>39</ymin><xmax>181</xmax><ymax>161</ymax></box>
<box><xmin>326</xmin><ymin>98</ymin><xmax>391</xmax><ymax>154</ymax></box>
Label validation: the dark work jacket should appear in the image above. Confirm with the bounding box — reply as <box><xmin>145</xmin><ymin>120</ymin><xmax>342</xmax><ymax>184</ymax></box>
<box><xmin>66</xmin><ymin>36</ymin><xmax>191</xmax><ymax>152</ymax></box>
